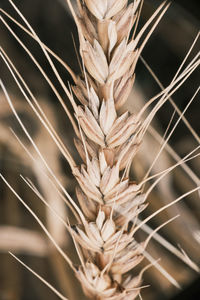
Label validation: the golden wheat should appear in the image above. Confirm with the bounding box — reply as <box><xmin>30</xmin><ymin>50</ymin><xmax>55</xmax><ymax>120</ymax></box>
<box><xmin>0</xmin><ymin>0</ymin><xmax>200</xmax><ymax>300</ymax></box>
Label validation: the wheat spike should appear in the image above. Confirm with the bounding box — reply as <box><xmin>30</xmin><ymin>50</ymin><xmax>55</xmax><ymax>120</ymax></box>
<box><xmin>64</xmin><ymin>1</ymin><xmax>174</xmax><ymax>299</ymax></box>
<box><xmin>1</xmin><ymin>0</ymin><xmax>200</xmax><ymax>299</ymax></box>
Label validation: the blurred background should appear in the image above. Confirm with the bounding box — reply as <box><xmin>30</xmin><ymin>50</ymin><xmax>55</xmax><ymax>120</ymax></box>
<box><xmin>0</xmin><ymin>0</ymin><xmax>200</xmax><ymax>299</ymax></box>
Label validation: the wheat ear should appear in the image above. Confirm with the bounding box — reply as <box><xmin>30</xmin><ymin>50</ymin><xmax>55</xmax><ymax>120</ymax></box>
<box><xmin>1</xmin><ymin>0</ymin><xmax>200</xmax><ymax>299</ymax></box>
<box><xmin>62</xmin><ymin>1</ymin><xmax>175</xmax><ymax>299</ymax></box>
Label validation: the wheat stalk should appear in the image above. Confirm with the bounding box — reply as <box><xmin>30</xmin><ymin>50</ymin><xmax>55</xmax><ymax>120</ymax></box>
<box><xmin>0</xmin><ymin>0</ymin><xmax>200</xmax><ymax>299</ymax></box>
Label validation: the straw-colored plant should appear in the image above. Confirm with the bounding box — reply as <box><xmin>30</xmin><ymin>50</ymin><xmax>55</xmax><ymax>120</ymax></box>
<box><xmin>0</xmin><ymin>0</ymin><xmax>200</xmax><ymax>299</ymax></box>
